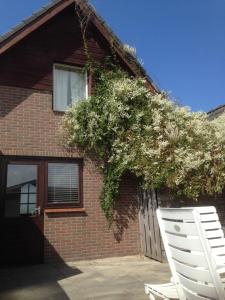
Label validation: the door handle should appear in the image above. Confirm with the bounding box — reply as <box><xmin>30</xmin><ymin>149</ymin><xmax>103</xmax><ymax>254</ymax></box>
<box><xmin>34</xmin><ymin>206</ymin><xmax>41</xmax><ymax>216</ymax></box>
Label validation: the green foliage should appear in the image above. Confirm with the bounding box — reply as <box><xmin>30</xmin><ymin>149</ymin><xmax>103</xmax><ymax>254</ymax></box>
<box><xmin>63</xmin><ymin>65</ymin><xmax>225</xmax><ymax>221</ymax></box>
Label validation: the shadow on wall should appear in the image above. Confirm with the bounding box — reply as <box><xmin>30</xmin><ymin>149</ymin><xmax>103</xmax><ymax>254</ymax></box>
<box><xmin>113</xmin><ymin>173</ymin><xmax>139</xmax><ymax>242</ymax></box>
<box><xmin>0</xmin><ymin>86</ymin><xmax>50</xmax><ymax>118</ymax></box>
<box><xmin>158</xmin><ymin>188</ymin><xmax>225</xmax><ymax>228</ymax></box>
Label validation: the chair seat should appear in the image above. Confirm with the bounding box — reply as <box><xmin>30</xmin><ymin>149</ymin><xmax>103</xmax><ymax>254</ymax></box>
<box><xmin>145</xmin><ymin>283</ymin><xmax>179</xmax><ymax>299</ymax></box>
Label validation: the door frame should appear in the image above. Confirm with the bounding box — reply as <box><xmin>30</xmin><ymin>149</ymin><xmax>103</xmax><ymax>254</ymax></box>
<box><xmin>0</xmin><ymin>155</ymin><xmax>45</xmax><ymax>264</ymax></box>
<box><xmin>0</xmin><ymin>156</ymin><xmax>45</xmax><ymax>218</ymax></box>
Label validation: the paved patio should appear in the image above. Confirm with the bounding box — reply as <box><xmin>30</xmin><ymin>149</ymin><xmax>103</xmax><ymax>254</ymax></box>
<box><xmin>0</xmin><ymin>256</ymin><xmax>170</xmax><ymax>300</ymax></box>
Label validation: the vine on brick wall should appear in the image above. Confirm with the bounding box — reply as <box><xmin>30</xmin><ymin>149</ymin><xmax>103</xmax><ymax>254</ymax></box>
<box><xmin>63</xmin><ymin>63</ymin><xmax>225</xmax><ymax>222</ymax></box>
<box><xmin>63</xmin><ymin>3</ymin><xmax>225</xmax><ymax>222</ymax></box>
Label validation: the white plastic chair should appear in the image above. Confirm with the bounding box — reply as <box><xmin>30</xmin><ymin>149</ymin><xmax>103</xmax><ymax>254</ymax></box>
<box><xmin>145</xmin><ymin>206</ymin><xmax>225</xmax><ymax>299</ymax></box>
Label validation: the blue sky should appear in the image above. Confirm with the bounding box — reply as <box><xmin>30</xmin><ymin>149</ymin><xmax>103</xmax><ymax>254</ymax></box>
<box><xmin>0</xmin><ymin>0</ymin><xmax>225</xmax><ymax>112</ymax></box>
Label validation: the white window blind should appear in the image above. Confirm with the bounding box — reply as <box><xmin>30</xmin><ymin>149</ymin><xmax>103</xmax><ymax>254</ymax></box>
<box><xmin>48</xmin><ymin>163</ymin><xmax>79</xmax><ymax>204</ymax></box>
<box><xmin>53</xmin><ymin>64</ymin><xmax>87</xmax><ymax>111</ymax></box>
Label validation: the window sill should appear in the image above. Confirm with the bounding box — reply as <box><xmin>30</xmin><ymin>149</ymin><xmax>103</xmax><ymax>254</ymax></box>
<box><xmin>44</xmin><ymin>208</ymin><xmax>85</xmax><ymax>213</ymax></box>
<box><xmin>53</xmin><ymin>110</ymin><xmax>66</xmax><ymax>114</ymax></box>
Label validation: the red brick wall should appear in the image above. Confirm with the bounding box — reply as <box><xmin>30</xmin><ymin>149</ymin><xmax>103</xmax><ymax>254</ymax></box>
<box><xmin>0</xmin><ymin>85</ymin><xmax>65</xmax><ymax>157</ymax></box>
<box><xmin>44</xmin><ymin>168</ymin><xmax>140</xmax><ymax>262</ymax></box>
<box><xmin>0</xmin><ymin>85</ymin><xmax>141</xmax><ymax>262</ymax></box>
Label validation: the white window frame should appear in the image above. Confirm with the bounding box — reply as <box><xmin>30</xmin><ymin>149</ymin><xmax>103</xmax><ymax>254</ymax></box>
<box><xmin>53</xmin><ymin>63</ymin><xmax>88</xmax><ymax>112</ymax></box>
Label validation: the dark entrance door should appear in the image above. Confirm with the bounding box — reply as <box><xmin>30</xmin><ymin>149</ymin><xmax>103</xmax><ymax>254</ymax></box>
<box><xmin>0</xmin><ymin>158</ymin><xmax>44</xmax><ymax>265</ymax></box>
<box><xmin>139</xmin><ymin>189</ymin><xmax>163</xmax><ymax>262</ymax></box>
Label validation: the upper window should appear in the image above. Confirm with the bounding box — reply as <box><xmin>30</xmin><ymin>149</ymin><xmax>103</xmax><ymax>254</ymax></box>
<box><xmin>53</xmin><ymin>64</ymin><xmax>88</xmax><ymax>112</ymax></box>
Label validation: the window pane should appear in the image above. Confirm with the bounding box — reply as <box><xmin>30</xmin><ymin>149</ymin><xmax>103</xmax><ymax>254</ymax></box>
<box><xmin>53</xmin><ymin>65</ymin><xmax>87</xmax><ymax>112</ymax></box>
<box><xmin>20</xmin><ymin>194</ymin><xmax>28</xmax><ymax>204</ymax></box>
<box><xmin>21</xmin><ymin>184</ymin><xmax>28</xmax><ymax>193</ymax></box>
<box><xmin>7</xmin><ymin>165</ymin><xmax>37</xmax><ymax>193</ymax></box>
<box><xmin>28</xmin><ymin>183</ymin><xmax>36</xmax><ymax>193</ymax></box>
<box><xmin>54</xmin><ymin>67</ymin><xmax>69</xmax><ymax>111</ymax></box>
<box><xmin>20</xmin><ymin>204</ymin><xmax>28</xmax><ymax>215</ymax></box>
<box><xmin>5</xmin><ymin>164</ymin><xmax>37</xmax><ymax>217</ymax></box>
<box><xmin>48</xmin><ymin>163</ymin><xmax>79</xmax><ymax>204</ymax></box>
<box><xmin>29</xmin><ymin>194</ymin><xmax>36</xmax><ymax>204</ymax></box>
<box><xmin>28</xmin><ymin>204</ymin><xmax>36</xmax><ymax>215</ymax></box>
<box><xmin>70</xmin><ymin>70</ymin><xmax>87</xmax><ymax>103</ymax></box>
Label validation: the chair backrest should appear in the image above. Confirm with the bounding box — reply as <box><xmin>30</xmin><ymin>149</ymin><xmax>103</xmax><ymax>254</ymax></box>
<box><xmin>157</xmin><ymin>206</ymin><xmax>225</xmax><ymax>300</ymax></box>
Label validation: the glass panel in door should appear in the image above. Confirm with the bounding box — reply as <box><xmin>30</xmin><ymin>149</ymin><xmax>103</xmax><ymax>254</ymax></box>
<box><xmin>5</xmin><ymin>164</ymin><xmax>38</xmax><ymax>217</ymax></box>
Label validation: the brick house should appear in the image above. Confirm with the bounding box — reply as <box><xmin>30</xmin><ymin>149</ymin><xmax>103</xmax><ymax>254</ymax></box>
<box><xmin>0</xmin><ymin>0</ymin><xmax>158</xmax><ymax>264</ymax></box>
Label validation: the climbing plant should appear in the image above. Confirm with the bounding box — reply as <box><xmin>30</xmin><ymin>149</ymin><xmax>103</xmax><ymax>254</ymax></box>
<box><xmin>63</xmin><ymin>65</ymin><xmax>225</xmax><ymax>222</ymax></box>
<box><xmin>62</xmin><ymin>2</ymin><xmax>225</xmax><ymax>221</ymax></box>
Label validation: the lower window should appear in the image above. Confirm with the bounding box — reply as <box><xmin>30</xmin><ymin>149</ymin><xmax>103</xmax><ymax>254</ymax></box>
<box><xmin>1</xmin><ymin>158</ymin><xmax>82</xmax><ymax>218</ymax></box>
<box><xmin>47</xmin><ymin>162</ymin><xmax>80</xmax><ymax>206</ymax></box>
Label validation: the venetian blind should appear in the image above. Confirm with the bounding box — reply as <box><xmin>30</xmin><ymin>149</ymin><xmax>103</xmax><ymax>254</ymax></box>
<box><xmin>48</xmin><ymin>163</ymin><xmax>79</xmax><ymax>204</ymax></box>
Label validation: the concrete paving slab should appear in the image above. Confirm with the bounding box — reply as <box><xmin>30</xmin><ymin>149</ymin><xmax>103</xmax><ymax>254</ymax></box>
<box><xmin>0</xmin><ymin>256</ymin><xmax>171</xmax><ymax>300</ymax></box>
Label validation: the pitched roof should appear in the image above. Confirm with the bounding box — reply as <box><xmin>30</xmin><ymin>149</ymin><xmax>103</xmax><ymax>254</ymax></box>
<box><xmin>0</xmin><ymin>0</ymin><xmax>61</xmax><ymax>42</ymax></box>
<box><xmin>207</xmin><ymin>104</ymin><xmax>225</xmax><ymax>120</ymax></box>
<box><xmin>0</xmin><ymin>0</ymin><xmax>158</xmax><ymax>92</ymax></box>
